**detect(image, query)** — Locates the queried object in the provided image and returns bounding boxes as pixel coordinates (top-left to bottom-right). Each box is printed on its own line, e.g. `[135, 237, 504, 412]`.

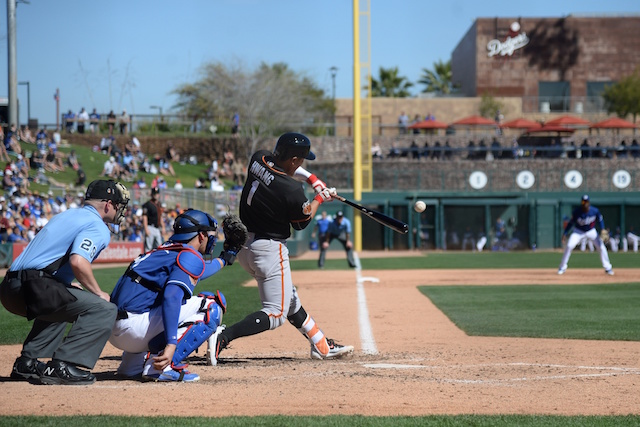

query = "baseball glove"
[600, 229, 610, 244]
[219, 214, 248, 265]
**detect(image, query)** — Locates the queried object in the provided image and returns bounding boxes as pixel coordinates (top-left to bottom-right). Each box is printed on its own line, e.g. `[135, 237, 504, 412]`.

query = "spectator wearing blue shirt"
[64, 110, 76, 133]
[89, 108, 101, 134]
[318, 211, 356, 269]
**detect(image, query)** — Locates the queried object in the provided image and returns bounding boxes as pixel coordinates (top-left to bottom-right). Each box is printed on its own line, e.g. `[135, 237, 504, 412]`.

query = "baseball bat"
[334, 195, 408, 234]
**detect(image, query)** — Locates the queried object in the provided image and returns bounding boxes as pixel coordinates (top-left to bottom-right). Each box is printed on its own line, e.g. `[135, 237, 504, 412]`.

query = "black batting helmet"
[273, 132, 316, 160]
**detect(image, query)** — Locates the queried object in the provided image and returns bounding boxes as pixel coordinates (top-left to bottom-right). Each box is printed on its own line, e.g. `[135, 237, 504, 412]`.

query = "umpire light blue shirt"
[10, 205, 111, 284]
[328, 216, 352, 236]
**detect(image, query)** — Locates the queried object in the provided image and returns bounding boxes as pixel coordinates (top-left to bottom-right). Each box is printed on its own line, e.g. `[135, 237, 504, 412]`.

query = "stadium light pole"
[18, 81, 30, 124]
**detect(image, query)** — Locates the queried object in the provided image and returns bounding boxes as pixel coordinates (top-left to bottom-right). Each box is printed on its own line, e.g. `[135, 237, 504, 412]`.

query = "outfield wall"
[300, 190, 640, 252]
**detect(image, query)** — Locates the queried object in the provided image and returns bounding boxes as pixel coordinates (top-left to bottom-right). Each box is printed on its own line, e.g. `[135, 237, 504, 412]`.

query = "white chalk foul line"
[362, 362, 640, 384]
[354, 252, 378, 355]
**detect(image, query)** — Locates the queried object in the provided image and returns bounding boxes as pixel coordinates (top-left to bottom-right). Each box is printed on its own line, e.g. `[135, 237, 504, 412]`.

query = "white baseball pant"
[559, 228, 612, 272]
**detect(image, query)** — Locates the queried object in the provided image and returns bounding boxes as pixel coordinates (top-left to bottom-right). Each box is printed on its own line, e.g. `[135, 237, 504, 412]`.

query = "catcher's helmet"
[273, 132, 316, 160]
[170, 209, 218, 253]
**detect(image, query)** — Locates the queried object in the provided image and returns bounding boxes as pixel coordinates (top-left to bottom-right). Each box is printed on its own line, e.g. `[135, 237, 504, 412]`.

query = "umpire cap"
[273, 132, 316, 160]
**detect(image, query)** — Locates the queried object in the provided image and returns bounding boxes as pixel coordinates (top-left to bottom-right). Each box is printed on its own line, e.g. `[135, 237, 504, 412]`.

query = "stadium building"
[451, 15, 640, 114]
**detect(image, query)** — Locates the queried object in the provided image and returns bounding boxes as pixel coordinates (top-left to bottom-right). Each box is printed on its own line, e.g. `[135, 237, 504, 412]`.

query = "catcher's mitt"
[600, 229, 610, 244]
[219, 214, 248, 265]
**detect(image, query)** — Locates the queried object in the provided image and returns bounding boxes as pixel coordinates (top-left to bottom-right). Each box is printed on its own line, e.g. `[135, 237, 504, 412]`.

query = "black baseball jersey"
[240, 150, 313, 239]
[142, 200, 161, 227]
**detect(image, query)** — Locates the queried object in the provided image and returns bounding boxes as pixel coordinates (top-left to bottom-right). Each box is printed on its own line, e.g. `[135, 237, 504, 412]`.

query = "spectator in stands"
[372, 143, 383, 159]
[231, 112, 240, 135]
[67, 149, 80, 171]
[119, 110, 130, 135]
[580, 139, 591, 159]
[411, 114, 422, 135]
[125, 136, 141, 155]
[76, 166, 87, 187]
[89, 108, 101, 134]
[44, 147, 65, 172]
[443, 141, 453, 160]
[101, 156, 119, 178]
[388, 143, 401, 158]
[478, 140, 488, 160]
[166, 142, 180, 163]
[4, 124, 22, 155]
[0, 127, 10, 162]
[157, 157, 175, 176]
[631, 139, 640, 159]
[490, 137, 502, 160]
[18, 125, 35, 143]
[397, 111, 409, 135]
[616, 140, 628, 159]
[77, 107, 89, 134]
[107, 110, 116, 136]
[173, 179, 183, 190]
[2, 170, 15, 193]
[466, 140, 476, 160]
[431, 141, 442, 161]
[461, 226, 477, 251]
[421, 141, 430, 159]
[410, 140, 420, 160]
[64, 109, 76, 133]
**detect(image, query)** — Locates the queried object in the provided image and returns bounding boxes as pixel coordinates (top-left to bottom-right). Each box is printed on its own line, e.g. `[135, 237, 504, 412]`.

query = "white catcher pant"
[109, 296, 208, 377]
[559, 228, 612, 272]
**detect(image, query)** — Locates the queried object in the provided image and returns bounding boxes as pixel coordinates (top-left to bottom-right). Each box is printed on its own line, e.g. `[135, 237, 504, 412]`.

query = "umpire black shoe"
[10, 356, 45, 380]
[40, 360, 96, 385]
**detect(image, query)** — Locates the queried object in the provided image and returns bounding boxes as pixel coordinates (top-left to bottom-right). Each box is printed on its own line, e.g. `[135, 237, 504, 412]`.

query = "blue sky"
[1, 0, 638, 126]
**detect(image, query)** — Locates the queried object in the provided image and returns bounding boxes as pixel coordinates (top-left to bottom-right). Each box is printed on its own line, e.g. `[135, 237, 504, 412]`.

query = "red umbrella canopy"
[524, 125, 577, 134]
[501, 118, 542, 129]
[408, 119, 450, 129]
[545, 115, 591, 126]
[451, 115, 496, 126]
[589, 117, 638, 129]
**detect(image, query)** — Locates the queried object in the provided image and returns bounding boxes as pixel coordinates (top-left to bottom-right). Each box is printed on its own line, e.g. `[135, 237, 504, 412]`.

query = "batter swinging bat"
[334, 195, 408, 234]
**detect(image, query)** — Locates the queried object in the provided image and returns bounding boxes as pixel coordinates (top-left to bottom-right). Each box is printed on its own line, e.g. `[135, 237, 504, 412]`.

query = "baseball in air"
[414, 200, 426, 213]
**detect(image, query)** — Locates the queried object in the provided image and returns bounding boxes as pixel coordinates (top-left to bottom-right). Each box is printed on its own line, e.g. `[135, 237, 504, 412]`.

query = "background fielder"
[558, 194, 613, 276]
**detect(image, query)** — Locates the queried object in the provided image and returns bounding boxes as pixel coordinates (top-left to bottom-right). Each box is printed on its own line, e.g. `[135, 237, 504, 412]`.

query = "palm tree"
[418, 59, 454, 95]
[370, 66, 413, 97]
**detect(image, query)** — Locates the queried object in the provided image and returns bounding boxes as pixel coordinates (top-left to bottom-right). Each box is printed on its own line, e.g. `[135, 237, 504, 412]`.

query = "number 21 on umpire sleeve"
[246, 180, 260, 206]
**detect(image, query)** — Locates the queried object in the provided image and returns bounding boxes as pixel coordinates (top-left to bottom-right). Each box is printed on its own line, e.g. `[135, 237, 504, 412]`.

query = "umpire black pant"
[318, 234, 356, 268]
[0, 274, 117, 369]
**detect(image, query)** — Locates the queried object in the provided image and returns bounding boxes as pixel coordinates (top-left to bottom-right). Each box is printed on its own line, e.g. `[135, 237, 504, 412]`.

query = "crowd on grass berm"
[0, 120, 247, 245]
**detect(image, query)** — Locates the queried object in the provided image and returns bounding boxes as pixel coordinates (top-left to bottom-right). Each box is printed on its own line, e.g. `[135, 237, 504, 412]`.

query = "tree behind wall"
[602, 68, 640, 124]
[370, 66, 413, 97]
[172, 61, 334, 158]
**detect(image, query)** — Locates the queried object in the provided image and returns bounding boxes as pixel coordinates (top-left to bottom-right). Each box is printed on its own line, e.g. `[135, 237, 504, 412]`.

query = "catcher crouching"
[109, 210, 246, 382]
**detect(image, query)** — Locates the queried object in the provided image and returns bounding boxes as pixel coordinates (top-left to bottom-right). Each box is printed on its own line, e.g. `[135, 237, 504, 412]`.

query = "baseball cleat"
[557, 268, 566, 275]
[10, 356, 45, 381]
[40, 360, 96, 385]
[207, 325, 226, 366]
[310, 338, 354, 360]
[142, 368, 200, 383]
[605, 269, 615, 276]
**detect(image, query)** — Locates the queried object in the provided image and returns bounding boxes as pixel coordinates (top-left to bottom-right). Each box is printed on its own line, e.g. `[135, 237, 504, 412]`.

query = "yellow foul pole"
[352, 0, 362, 251]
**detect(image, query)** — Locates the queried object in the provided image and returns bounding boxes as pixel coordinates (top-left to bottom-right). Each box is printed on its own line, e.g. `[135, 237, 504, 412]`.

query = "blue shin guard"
[171, 291, 226, 369]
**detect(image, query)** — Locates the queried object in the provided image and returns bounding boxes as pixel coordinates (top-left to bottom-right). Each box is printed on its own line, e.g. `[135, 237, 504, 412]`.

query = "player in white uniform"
[558, 194, 613, 275]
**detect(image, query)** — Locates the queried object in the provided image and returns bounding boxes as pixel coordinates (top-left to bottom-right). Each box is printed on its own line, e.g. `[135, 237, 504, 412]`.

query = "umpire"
[0, 179, 129, 385]
[318, 211, 356, 268]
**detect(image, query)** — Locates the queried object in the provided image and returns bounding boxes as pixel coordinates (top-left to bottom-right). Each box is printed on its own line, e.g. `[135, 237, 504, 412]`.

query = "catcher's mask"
[85, 179, 130, 225]
[170, 209, 218, 254]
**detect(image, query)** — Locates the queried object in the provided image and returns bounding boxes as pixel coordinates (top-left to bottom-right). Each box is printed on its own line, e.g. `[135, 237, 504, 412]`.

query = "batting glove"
[307, 174, 327, 194]
[314, 187, 337, 204]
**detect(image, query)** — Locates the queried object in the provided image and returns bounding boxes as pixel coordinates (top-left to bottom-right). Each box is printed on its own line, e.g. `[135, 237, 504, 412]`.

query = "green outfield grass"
[292, 251, 640, 270]
[420, 283, 640, 340]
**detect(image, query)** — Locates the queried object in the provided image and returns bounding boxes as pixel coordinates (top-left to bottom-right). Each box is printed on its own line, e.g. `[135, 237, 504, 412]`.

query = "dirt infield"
[1, 267, 640, 417]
